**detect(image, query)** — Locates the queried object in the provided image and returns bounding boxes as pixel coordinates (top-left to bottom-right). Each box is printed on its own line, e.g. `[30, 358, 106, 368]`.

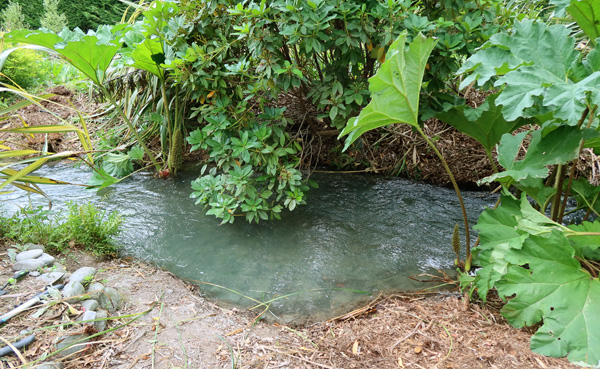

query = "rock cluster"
[4, 243, 124, 367]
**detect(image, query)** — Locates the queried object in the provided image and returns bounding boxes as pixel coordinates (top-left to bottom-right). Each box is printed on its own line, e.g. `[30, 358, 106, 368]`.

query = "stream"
[3, 164, 497, 323]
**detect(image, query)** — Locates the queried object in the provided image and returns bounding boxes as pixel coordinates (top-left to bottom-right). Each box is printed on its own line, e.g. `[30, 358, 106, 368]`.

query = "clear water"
[2, 164, 496, 323]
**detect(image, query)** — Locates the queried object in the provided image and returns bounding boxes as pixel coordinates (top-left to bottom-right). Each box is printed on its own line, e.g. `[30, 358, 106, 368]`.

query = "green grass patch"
[0, 201, 123, 257]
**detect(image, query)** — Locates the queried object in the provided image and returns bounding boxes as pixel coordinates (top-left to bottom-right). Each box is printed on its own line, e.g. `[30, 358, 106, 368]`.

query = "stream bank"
[0, 243, 578, 369]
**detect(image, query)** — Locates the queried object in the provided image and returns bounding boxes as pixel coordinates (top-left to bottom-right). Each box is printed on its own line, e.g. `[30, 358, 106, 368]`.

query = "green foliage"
[567, 0, 600, 44]
[40, 0, 68, 33]
[339, 31, 473, 268]
[0, 202, 123, 257]
[472, 195, 600, 366]
[0, 47, 46, 90]
[458, 8, 600, 365]
[0, 0, 26, 31]
[435, 93, 532, 160]
[339, 32, 436, 149]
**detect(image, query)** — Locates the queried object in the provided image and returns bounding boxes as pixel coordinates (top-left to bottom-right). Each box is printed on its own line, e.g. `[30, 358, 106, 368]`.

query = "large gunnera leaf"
[339, 32, 436, 150]
[496, 232, 600, 366]
[435, 93, 532, 154]
[479, 126, 587, 185]
[458, 19, 600, 124]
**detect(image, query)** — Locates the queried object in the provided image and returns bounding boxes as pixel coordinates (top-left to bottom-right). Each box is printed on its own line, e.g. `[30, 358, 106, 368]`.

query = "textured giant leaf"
[339, 32, 436, 150]
[458, 20, 578, 89]
[435, 93, 532, 153]
[496, 232, 600, 366]
[480, 126, 586, 185]
[473, 195, 563, 298]
[2, 25, 129, 86]
[458, 19, 600, 124]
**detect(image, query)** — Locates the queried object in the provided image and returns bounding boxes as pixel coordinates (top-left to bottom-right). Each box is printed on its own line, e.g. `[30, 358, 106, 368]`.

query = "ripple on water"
[4, 164, 497, 323]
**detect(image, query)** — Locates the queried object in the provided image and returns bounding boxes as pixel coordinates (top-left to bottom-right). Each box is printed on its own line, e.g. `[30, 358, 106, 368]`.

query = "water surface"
[3, 165, 496, 323]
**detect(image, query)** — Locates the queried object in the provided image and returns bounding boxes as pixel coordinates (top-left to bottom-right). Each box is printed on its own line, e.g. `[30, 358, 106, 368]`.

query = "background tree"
[40, 0, 67, 33]
[0, 0, 25, 31]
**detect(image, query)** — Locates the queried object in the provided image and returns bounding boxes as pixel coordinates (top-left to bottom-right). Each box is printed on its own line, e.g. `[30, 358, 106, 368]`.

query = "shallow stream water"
[3, 164, 496, 323]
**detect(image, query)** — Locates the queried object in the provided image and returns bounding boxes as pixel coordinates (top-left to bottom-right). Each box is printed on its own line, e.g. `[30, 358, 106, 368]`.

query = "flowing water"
[3, 164, 497, 323]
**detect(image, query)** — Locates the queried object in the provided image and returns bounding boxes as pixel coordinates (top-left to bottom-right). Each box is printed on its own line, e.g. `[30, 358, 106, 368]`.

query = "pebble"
[54, 334, 90, 358]
[62, 281, 86, 302]
[15, 249, 43, 262]
[68, 267, 96, 286]
[6, 243, 124, 362]
[52, 263, 67, 273]
[80, 310, 97, 323]
[80, 299, 99, 312]
[38, 272, 65, 284]
[99, 287, 122, 312]
[13, 259, 45, 272]
[94, 309, 108, 332]
[34, 363, 63, 369]
[23, 243, 45, 252]
[87, 282, 105, 300]
[37, 253, 55, 267]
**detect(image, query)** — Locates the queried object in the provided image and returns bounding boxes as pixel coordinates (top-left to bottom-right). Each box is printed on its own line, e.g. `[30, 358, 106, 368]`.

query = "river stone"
[23, 243, 45, 252]
[52, 263, 67, 273]
[62, 281, 86, 302]
[87, 283, 105, 300]
[38, 272, 65, 284]
[15, 249, 43, 262]
[13, 258, 45, 272]
[80, 310, 97, 324]
[29, 271, 41, 277]
[68, 267, 96, 286]
[98, 287, 122, 312]
[80, 299, 99, 312]
[55, 333, 89, 358]
[37, 253, 55, 267]
[34, 362, 63, 369]
[94, 309, 108, 332]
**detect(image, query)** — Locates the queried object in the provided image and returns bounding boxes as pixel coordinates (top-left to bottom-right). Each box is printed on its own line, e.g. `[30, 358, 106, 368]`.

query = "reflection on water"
[2, 164, 496, 323]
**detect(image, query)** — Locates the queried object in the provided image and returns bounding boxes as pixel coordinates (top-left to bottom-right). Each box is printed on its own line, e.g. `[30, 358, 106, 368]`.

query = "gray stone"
[54, 333, 90, 358]
[37, 253, 55, 267]
[80, 299, 99, 312]
[52, 263, 67, 273]
[15, 249, 43, 262]
[86, 282, 104, 300]
[38, 272, 65, 284]
[80, 310, 97, 323]
[34, 362, 63, 369]
[94, 309, 108, 332]
[23, 243, 45, 252]
[62, 281, 86, 302]
[13, 258, 45, 272]
[29, 271, 40, 277]
[68, 267, 96, 286]
[98, 287, 122, 312]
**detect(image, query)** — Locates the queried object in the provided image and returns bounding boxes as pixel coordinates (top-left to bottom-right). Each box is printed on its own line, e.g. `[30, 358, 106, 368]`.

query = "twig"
[389, 322, 421, 351]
